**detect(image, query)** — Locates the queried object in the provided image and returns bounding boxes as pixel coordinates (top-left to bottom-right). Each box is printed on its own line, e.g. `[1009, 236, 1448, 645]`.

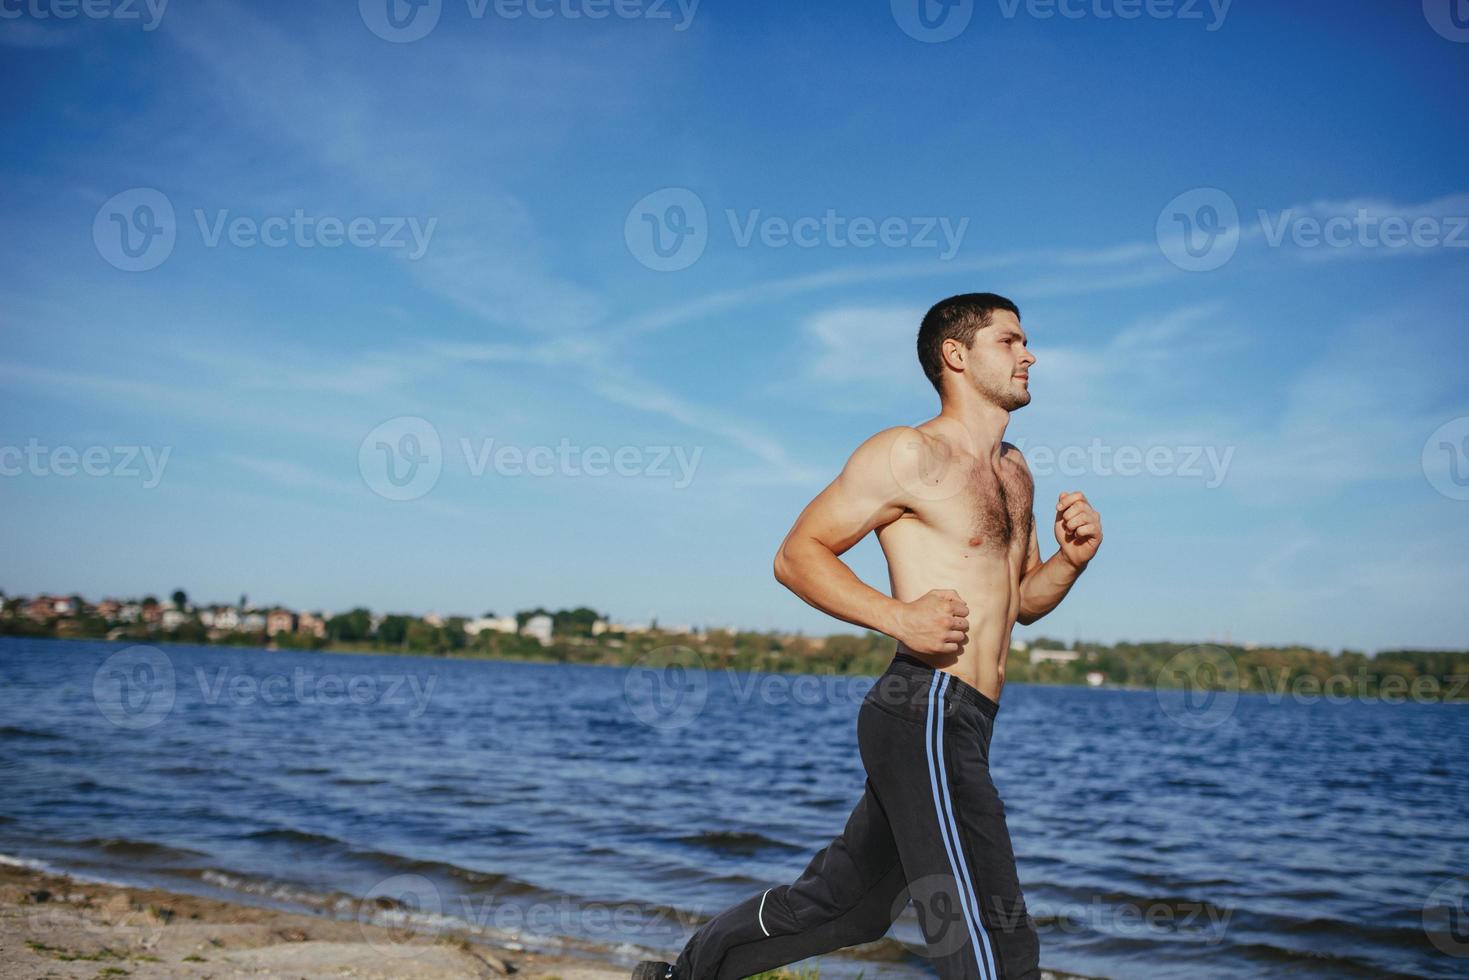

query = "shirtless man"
[634, 293, 1102, 980]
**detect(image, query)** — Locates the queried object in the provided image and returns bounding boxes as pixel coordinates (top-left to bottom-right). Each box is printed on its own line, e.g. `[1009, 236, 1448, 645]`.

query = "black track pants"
[672, 652, 1041, 980]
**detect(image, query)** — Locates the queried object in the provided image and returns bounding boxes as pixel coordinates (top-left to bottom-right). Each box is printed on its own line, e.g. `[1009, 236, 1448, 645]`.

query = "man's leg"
[859, 666, 1041, 979]
[670, 779, 906, 980]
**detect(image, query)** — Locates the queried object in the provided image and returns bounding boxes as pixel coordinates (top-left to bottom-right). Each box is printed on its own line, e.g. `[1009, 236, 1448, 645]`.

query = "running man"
[635, 293, 1102, 980]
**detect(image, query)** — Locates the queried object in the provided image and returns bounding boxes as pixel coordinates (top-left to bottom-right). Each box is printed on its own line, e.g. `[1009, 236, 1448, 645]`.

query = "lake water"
[0, 637, 1464, 978]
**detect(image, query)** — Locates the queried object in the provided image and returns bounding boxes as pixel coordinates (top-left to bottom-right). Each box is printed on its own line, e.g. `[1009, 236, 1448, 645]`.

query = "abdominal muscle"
[879, 522, 1024, 703]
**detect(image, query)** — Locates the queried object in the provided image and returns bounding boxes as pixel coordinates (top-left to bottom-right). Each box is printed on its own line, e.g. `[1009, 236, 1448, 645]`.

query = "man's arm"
[1018, 487, 1103, 625]
[773, 427, 971, 655]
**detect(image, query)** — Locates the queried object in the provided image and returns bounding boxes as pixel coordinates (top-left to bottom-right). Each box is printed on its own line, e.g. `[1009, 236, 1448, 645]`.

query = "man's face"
[955, 310, 1035, 411]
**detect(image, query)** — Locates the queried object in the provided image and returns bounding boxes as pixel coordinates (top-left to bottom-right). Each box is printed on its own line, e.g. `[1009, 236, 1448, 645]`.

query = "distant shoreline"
[6, 634, 1466, 704]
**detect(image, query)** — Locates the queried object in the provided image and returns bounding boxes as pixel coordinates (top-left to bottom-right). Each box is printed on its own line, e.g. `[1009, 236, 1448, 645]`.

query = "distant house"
[1085, 671, 1106, 688]
[266, 609, 296, 635]
[610, 621, 649, 634]
[523, 614, 554, 646]
[161, 609, 187, 630]
[241, 611, 267, 632]
[210, 606, 240, 631]
[118, 603, 142, 623]
[1029, 648, 1081, 666]
[97, 599, 122, 620]
[296, 611, 327, 639]
[423, 612, 444, 628]
[465, 615, 517, 636]
[591, 619, 609, 636]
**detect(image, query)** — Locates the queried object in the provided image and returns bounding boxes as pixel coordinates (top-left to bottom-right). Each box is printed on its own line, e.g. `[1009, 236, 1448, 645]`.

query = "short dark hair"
[917, 292, 1021, 397]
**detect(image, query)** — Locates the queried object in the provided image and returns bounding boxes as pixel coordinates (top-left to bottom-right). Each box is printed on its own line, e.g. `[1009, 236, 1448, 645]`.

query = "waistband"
[889, 652, 1000, 721]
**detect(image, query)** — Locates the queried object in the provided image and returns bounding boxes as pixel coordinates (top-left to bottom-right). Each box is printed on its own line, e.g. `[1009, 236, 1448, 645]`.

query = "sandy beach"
[0, 859, 1100, 980]
[0, 859, 629, 980]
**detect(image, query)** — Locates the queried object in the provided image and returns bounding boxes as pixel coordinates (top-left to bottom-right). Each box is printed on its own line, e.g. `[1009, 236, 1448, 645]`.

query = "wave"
[0, 725, 63, 741]
[675, 830, 800, 855]
[74, 837, 208, 862]
[243, 828, 344, 847]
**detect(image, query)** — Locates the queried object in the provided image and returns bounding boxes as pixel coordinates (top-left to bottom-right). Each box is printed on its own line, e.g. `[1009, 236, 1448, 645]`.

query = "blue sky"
[2, 0, 1466, 652]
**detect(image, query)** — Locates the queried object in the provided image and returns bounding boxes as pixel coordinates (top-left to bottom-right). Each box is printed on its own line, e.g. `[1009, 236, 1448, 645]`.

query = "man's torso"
[876, 421, 1034, 701]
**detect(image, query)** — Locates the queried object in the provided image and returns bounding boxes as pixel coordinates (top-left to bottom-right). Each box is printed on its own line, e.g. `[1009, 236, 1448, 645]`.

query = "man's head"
[917, 292, 1034, 410]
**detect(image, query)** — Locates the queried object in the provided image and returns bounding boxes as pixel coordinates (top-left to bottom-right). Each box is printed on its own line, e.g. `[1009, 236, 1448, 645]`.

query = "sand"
[0, 860, 627, 980]
[1, 861, 1091, 979]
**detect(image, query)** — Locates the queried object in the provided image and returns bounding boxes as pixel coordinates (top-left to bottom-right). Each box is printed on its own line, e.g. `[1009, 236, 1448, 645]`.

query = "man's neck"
[934, 396, 1011, 458]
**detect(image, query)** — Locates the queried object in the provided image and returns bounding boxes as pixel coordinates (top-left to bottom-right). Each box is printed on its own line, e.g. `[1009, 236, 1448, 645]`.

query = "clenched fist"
[894, 589, 970, 656]
[1054, 490, 1102, 569]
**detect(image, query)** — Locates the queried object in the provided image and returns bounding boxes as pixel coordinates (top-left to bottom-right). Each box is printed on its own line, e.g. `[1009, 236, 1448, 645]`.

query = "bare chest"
[959, 460, 1034, 555]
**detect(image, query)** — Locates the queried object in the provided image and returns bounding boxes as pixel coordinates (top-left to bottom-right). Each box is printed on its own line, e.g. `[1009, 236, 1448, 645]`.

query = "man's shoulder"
[1000, 441, 1035, 478]
[841, 425, 935, 493]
